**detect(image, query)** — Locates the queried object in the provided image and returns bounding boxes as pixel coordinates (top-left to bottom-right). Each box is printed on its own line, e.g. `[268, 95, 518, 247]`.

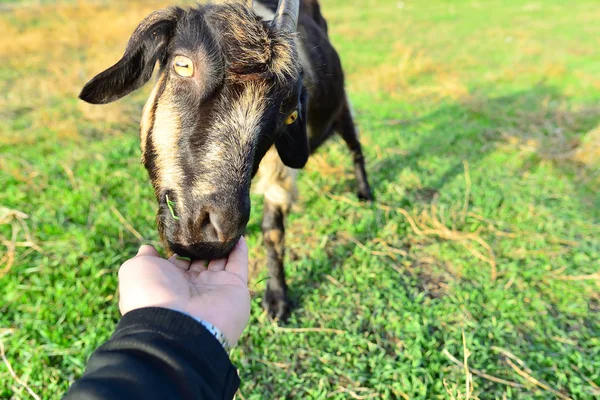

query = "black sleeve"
[63, 307, 240, 400]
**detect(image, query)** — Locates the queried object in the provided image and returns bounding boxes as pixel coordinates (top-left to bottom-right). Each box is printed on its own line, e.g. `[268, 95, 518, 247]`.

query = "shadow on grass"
[283, 83, 600, 317]
[377, 83, 599, 214]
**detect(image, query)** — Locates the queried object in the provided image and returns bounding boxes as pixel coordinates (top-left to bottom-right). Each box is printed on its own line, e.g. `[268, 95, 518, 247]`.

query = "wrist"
[173, 310, 231, 350]
[195, 319, 230, 351]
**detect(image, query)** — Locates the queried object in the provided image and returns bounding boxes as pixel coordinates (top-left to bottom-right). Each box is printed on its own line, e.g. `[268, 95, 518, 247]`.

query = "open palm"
[118, 237, 250, 346]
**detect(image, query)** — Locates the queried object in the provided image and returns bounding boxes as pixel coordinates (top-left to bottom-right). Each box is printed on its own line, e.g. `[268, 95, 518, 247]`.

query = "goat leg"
[261, 200, 291, 321]
[335, 99, 374, 201]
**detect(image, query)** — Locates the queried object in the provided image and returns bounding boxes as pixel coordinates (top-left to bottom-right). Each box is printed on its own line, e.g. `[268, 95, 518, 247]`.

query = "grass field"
[1, 0, 599, 398]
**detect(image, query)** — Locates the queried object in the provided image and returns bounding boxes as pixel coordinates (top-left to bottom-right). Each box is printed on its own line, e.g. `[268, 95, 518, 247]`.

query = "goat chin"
[167, 237, 241, 261]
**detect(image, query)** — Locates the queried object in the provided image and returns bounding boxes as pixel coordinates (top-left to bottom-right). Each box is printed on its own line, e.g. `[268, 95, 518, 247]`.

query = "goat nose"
[200, 208, 244, 244]
[208, 212, 228, 243]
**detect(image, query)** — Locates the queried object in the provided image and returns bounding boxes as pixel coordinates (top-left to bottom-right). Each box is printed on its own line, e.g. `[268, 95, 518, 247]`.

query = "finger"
[207, 258, 226, 272]
[168, 254, 192, 271]
[189, 259, 208, 274]
[225, 236, 249, 284]
[136, 245, 161, 258]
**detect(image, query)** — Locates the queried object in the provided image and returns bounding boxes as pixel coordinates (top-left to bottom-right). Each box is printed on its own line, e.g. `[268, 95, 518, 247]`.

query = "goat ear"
[275, 89, 310, 169]
[79, 8, 183, 104]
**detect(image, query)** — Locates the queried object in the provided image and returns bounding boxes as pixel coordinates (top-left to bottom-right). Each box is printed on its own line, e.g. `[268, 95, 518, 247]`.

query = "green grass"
[1, 0, 599, 398]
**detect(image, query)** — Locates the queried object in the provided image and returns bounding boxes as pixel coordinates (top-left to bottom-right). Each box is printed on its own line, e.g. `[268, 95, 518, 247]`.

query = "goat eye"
[173, 56, 194, 77]
[285, 110, 299, 125]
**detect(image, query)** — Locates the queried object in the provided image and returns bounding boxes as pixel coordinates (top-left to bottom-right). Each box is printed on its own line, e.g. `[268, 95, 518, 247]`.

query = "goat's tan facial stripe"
[152, 85, 183, 203]
[140, 74, 166, 161]
[192, 82, 268, 198]
[218, 82, 267, 144]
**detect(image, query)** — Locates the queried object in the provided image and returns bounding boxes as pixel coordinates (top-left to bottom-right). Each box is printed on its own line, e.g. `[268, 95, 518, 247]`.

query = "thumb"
[224, 236, 249, 284]
[136, 245, 161, 258]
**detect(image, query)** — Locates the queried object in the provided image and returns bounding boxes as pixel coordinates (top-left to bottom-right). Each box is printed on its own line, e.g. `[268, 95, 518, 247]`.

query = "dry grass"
[109, 204, 145, 242]
[2, 1, 598, 398]
[326, 154, 589, 290]
[0, 206, 41, 277]
[553, 271, 600, 282]
[329, 160, 499, 280]
[443, 348, 524, 389]
[492, 346, 573, 399]
[0, 155, 47, 190]
[274, 326, 346, 335]
[442, 331, 477, 399]
[305, 153, 354, 178]
[463, 92, 600, 170]
[0, 0, 189, 145]
[349, 43, 469, 101]
[338, 232, 407, 262]
[570, 126, 600, 168]
[1, 337, 41, 400]
[444, 340, 580, 399]
[329, 191, 498, 280]
[330, 387, 379, 399]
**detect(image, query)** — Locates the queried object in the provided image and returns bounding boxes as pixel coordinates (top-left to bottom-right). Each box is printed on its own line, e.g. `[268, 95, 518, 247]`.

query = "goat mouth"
[167, 237, 240, 261]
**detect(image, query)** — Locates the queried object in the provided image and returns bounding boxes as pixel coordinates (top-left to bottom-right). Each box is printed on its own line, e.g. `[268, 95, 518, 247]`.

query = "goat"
[79, 0, 373, 321]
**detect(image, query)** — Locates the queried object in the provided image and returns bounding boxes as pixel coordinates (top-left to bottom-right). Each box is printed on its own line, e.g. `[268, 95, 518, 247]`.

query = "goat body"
[79, 0, 372, 320]
[253, 0, 372, 318]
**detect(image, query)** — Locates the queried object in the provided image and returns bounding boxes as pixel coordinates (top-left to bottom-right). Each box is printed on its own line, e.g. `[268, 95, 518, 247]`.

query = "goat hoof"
[358, 190, 374, 202]
[263, 288, 291, 322]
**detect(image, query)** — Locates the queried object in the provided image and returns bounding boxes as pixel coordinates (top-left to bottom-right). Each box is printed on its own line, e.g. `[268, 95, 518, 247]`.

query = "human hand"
[118, 237, 250, 346]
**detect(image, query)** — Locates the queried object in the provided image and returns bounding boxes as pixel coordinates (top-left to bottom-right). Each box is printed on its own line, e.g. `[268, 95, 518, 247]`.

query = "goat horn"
[272, 0, 299, 33]
[210, 0, 251, 5]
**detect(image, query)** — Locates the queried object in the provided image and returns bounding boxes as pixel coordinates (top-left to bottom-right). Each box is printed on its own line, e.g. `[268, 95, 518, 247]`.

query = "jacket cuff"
[115, 307, 238, 390]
